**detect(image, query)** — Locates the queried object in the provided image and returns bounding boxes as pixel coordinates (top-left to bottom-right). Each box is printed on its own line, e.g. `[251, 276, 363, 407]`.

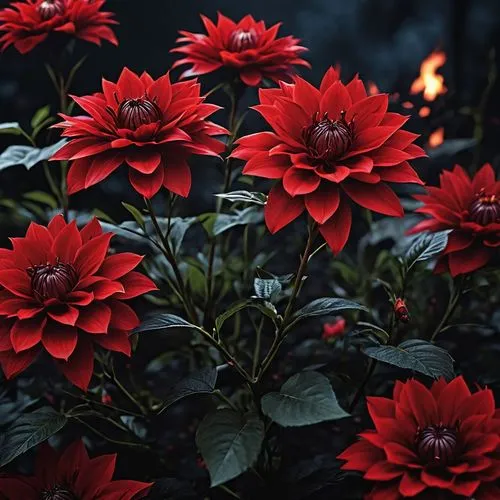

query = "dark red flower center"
[116, 96, 162, 130]
[469, 192, 500, 226]
[416, 425, 458, 466]
[38, 0, 65, 21]
[27, 261, 78, 301]
[41, 485, 78, 500]
[228, 29, 258, 52]
[303, 111, 354, 164]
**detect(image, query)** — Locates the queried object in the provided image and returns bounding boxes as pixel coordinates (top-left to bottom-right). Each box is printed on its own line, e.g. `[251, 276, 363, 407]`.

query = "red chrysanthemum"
[51, 67, 227, 198]
[171, 12, 310, 87]
[231, 67, 426, 254]
[0, 440, 151, 499]
[0, 214, 157, 391]
[408, 163, 500, 277]
[338, 377, 500, 500]
[0, 0, 118, 55]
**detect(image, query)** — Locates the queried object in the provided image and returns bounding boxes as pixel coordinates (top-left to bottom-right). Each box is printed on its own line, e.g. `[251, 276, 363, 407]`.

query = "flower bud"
[394, 298, 410, 323]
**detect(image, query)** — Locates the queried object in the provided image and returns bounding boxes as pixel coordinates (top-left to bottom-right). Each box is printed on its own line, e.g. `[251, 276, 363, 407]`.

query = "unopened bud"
[394, 298, 410, 323]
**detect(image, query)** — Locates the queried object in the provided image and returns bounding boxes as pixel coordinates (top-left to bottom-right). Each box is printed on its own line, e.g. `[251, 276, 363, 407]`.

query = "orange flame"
[419, 106, 431, 117]
[367, 81, 380, 95]
[410, 50, 447, 102]
[428, 127, 444, 148]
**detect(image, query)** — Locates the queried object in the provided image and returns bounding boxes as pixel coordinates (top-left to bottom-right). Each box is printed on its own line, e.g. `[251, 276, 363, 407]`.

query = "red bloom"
[171, 13, 310, 87]
[0, 215, 157, 390]
[52, 67, 227, 198]
[0, 0, 118, 55]
[322, 317, 346, 340]
[231, 68, 426, 254]
[408, 163, 500, 277]
[393, 298, 410, 323]
[0, 440, 151, 499]
[338, 377, 500, 500]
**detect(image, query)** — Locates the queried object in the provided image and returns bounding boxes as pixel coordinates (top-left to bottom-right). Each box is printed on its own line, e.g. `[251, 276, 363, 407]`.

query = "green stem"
[145, 198, 198, 323]
[213, 389, 238, 411]
[256, 221, 319, 381]
[72, 417, 149, 450]
[430, 278, 463, 343]
[251, 316, 265, 379]
[348, 358, 376, 413]
[204, 84, 241, 327]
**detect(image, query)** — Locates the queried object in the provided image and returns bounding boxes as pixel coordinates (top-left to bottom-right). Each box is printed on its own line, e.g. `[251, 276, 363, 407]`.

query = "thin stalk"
[145, 198, 198, 323]
[256, 222, 319, 381]
[214, 389, 238, 411]
[430, 278, 463, 342]
[251, 316, 265, 379]
[204, 84, 241, 326]
[72, 417, 149, 450]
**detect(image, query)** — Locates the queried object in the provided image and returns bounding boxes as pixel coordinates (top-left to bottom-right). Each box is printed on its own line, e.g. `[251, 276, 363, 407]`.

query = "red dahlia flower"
[52, 67, 227, 198]
[171, 12, 310, 87]
[408, 163, 500, 276]
[0, 215, 156, 390]
[338, 376, 500, 500]
[231, 68, 426, 253]
[0, 0, 118, 55]
[0, 440, 151, 499]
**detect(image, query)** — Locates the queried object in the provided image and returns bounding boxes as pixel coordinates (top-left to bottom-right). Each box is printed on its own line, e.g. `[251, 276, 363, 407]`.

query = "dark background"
[0, 0, 500, 231]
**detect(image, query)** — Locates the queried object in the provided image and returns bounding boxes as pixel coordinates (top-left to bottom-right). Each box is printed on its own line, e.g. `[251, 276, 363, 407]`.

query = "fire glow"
[428, 127, 444, 148]
[410, 50, 447, 101]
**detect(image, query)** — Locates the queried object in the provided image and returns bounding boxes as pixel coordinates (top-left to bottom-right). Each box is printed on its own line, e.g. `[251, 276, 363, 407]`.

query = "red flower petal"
[118, 272, 157, 300]
[99, 253, 143, 280]
[76, 302, 112, 334]
[305, 184, 340, 224]
[57, 336, 94, 391]
[163, 157, 191, 197]
[94, 330, 131, 356]
[318, 199, 352, 254]
[10, 316, 45, 352]
[283, 167, 321, 196]
[0, 348, 38, 379]
[342, 182, 404, 217]
[129, 167, 165, 199]
[42, 324, 78, 360]
[264, 183, 305, 233]
[74, 232, 113, 278]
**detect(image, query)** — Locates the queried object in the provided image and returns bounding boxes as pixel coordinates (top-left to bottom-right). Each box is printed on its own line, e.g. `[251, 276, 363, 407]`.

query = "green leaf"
[261, 371, 349, 427]
[23, 191, 57, 209]
[158, 367, 217, 414]
[212, 207, 264, 236]
[0, 122, 22, 135]
[253, 278, 281, 302]
[215, 190, 267, 206]
[215, 299, 277, 333]
[0, 139, 66, 171]
[122, 202, 146, 231]
[168, 217, 197, 255]
[403, 231, 450, 270]
[0, 407, 67, 467]
[196, 409, 264, 486]
[31, 105, 51, 129]
[133, 313, 197, 334]
[364, 339, 454, 379]
[287, 298, 367, 331]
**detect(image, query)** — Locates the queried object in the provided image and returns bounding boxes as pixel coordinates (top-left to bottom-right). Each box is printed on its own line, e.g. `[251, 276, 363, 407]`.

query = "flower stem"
[204, 84, 242, 328]
[145, 198, 198, 324]
[256, 221, 319, 381]
[348, 358, 376, 413]
[430, 277, 464, 343]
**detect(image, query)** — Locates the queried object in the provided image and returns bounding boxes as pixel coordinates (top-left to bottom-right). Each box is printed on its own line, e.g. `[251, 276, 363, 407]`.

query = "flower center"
[41, 485, 78, 500]
[469, 191, 500, 226]
[303, 111, 354, 163]
[228, 29, 258, 52]
[38, 0, 65, 21]
[416, 425, 458, 466]
[27, 261, 78, 301]
[116, 96, 161, 130]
